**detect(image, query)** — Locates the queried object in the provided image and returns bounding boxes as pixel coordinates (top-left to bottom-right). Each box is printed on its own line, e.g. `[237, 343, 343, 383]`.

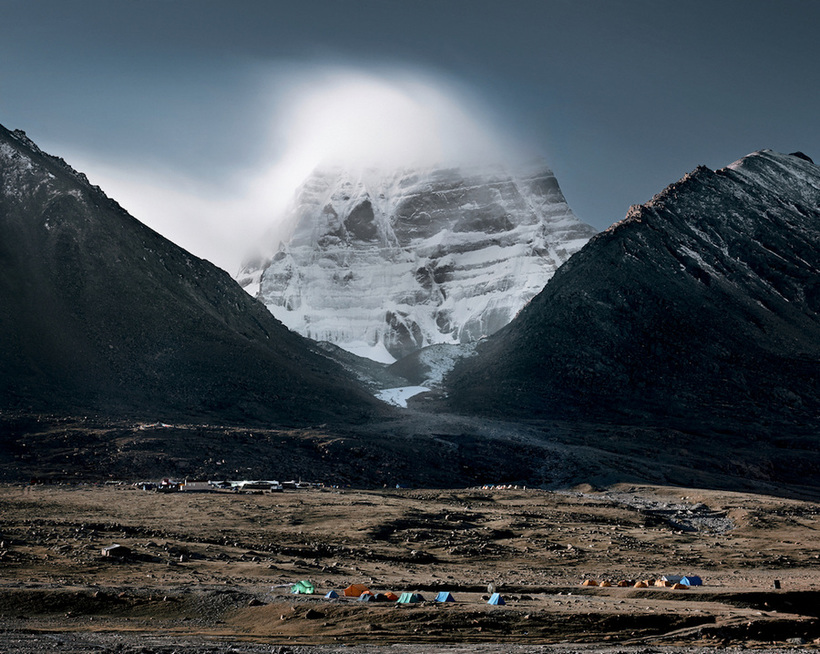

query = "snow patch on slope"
[240, 161, 596, 361]
[376, 386, 430, 408]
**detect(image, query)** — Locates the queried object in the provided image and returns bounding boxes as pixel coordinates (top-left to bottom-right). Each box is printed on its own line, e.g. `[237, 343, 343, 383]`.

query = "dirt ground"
[1, 483, 819, 652]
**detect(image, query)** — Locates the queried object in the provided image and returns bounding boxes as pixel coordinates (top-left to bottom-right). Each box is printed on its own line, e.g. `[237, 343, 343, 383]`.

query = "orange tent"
[344, 584, 370, 597]
[581, 579, 597, 586]
[633, 581, 649, 588]
[384, 592, 399, 601]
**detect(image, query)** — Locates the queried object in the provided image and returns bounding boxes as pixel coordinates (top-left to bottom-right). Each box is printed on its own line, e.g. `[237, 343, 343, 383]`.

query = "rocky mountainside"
[446, 150, 820, 435]
[0, 125, 384, 425]
[238, 162, 596, 362]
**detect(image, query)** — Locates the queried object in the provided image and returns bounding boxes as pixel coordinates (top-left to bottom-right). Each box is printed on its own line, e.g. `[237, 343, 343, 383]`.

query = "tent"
[661, 575, 682, 583]
[487, 593, 505, 605]
[324, 590, 339, 599]
[598, 580, 611, 587]
[633, 581, 649, 588]
[581, 579, 597, 586]
[291, 580, 315, 594]
[680, 575, 703, 586]
[359, 593, 375, 602]
[344, 584, 370, 597]
[435, 591, 455, 603]
[384, 592, 399, 601]
[397, 592, 425, 604]
[671, 582, 687, 590]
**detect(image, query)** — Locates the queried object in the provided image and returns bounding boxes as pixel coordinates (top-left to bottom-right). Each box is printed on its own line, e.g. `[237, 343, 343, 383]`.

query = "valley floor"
[0, 484, 818, 651]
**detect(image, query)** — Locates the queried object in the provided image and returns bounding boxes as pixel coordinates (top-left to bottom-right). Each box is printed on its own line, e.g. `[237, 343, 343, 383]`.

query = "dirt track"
[1, 483, 819, 650]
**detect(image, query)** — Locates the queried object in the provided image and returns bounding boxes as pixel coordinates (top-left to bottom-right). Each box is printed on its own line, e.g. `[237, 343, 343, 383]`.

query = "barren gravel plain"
[1, 483, 819, 653]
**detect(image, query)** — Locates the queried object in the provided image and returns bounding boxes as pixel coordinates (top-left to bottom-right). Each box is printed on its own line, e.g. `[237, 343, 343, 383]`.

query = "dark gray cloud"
[1, 0, 818, 268]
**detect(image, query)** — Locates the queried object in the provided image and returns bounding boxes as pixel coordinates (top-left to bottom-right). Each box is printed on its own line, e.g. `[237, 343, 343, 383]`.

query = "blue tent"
[680, 575, 703, 586]
[324, 590, 339, 599]
[359, 593, 375, 602]
[487, 593, 505, 605]
[435, 591, 455, 603]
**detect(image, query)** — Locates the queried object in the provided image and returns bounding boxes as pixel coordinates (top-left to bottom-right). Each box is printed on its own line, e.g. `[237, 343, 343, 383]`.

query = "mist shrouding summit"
[68, 66, 527, 273]
[270, 68, 522, 171]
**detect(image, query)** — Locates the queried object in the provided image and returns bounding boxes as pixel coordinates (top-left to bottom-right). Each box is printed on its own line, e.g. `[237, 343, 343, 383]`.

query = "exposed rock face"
[0, 125, 383, 425]
[446, 150, 820, 432]
[238, 162, 596, 361]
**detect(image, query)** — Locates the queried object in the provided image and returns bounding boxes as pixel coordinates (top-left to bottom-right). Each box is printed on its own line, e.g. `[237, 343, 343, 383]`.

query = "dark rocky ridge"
[446, 150, 820, 435]
[0, 124, 385, 426]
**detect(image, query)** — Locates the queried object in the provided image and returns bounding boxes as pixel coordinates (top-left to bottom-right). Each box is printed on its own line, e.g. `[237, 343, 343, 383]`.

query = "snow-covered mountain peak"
[238, 160, 597, 362]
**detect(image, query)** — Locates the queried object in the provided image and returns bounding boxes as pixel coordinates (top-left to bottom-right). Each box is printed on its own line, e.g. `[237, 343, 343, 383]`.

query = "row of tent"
[581, 575, 703, 589]
[291, 581, 505, 605]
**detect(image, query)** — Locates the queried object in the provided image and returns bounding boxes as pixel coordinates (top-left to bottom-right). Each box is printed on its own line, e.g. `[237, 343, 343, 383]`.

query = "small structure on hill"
[487, 593, 506, 605]
[101, 544, 130, 558]
[324, 590, 339, 599]
[182, 479, 211, 492]
[156, 479, 181, 492]
[681, 575, 703, 586]
[237, 480, 283, 492]
[435, 591, 456, 603]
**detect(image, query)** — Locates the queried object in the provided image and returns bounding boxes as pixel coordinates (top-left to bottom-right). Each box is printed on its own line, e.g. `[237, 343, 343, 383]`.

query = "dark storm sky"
[1, 0, 818, 270]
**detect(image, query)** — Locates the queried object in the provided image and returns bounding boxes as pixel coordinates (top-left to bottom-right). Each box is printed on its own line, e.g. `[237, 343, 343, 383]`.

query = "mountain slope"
[239, 162, 596, 361]
[0, 125, 384, 425]
[446, 150, 820, 432]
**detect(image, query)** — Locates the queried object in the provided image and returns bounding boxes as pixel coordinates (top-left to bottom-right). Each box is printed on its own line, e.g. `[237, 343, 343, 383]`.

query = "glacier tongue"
[238, 161, 596, 361]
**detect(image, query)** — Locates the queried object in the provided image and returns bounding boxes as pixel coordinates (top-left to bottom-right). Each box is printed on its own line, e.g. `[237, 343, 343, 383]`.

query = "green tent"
[291, 580, 315, 594]
[397, 592, 425, 604]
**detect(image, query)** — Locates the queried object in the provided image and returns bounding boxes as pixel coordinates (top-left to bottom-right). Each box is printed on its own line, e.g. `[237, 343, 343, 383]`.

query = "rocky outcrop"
[0, 125, 384, 425]
[238, 162, 596, 361]
[446, 150, 820, 433]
